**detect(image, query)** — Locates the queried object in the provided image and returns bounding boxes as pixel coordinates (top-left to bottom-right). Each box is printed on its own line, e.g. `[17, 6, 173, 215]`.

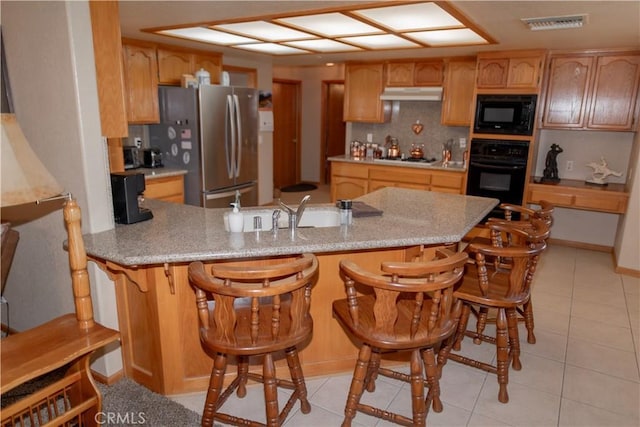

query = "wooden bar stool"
[467, 202, 554, 344]
[442, 222, 548, 403]
[188, 253, 318, 427]
[333, 248, 468, 427]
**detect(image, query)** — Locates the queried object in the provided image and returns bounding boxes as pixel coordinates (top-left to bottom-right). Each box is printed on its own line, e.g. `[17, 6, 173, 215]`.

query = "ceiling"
[118, 1, 640, 67]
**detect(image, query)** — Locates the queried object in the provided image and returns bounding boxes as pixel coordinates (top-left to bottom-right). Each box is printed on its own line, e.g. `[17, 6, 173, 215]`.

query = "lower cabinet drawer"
[573, 194, 627, 213]
[528, 188, 574, 206]
[144, 175, 185, 203]
[431, 173, 463, 190]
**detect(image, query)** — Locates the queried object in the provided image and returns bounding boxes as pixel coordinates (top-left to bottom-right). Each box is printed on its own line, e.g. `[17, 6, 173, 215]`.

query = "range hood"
[380, 86, 443, 101]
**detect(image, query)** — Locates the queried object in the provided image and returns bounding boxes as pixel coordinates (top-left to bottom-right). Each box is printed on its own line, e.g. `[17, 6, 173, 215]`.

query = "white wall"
[2, 1, 122, 375]
[273, 64, 345, 183]
[615, 130, 640, 271]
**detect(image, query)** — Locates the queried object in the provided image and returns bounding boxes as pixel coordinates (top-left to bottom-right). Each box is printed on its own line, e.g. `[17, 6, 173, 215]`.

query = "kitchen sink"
[224, 207, 341, 232]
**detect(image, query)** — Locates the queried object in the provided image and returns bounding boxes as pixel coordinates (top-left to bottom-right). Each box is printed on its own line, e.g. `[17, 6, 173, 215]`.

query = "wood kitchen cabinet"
[527, 179, 628, 214]
[144, 174, 185, 204]
[157, 47, 222, 86]
[476, 50, 546, 91]
[89, 0, 128, 138]
[441, 57, 476, 126]
[344, 63, 390, 122]
[122, 39, 159, 124]
[331, 162, 368, 201]
[385, 60, 444, 86]
[330, 160, 465, 202]
[542, 52, 640, 131]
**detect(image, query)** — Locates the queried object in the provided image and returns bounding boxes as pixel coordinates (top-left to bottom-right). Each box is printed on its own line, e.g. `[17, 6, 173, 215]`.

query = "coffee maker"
[111, 173, 153, 224]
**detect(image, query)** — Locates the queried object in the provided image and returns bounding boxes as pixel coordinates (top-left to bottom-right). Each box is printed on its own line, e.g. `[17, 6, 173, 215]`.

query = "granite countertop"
[83, 187, 497, 266]
[328, 155, 466, 172]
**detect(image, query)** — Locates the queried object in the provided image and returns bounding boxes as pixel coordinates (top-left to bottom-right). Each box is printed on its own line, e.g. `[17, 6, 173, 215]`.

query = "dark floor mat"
[280, 183, 318, 192]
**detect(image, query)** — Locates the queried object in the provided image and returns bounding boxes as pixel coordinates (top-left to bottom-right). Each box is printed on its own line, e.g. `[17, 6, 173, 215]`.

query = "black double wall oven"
[466, 139, 530, 220]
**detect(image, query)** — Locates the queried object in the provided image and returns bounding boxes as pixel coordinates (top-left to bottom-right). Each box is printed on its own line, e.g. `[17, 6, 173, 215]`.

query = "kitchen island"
[84, 188, 497, 395]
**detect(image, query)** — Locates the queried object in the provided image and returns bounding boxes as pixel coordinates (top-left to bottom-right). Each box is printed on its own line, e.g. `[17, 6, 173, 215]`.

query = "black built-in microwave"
[473, 94, 537, 136]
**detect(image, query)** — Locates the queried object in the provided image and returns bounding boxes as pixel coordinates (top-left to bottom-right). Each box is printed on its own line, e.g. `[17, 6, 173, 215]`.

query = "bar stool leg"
[342, 344, 372, 427]
[410, 349, 427, 426]
[203, 353, 227, 427]
[507, 308, 522, 371]
[422, 347, 442, 413]
[237, 356, 249, 398]
[263, 353, 280, 427]
[523, 299, 536, 344]
[285, 346, 311, 413]
[474, 307, 489, 344]
[365, 350, 381, 393]
[496, 309, 510, 403]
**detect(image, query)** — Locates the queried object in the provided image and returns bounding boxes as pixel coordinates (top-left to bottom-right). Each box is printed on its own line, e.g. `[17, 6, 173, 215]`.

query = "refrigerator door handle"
[233, 94, 242, 178]
[204, 183, 255, 201]
[225, 94, 235, 180]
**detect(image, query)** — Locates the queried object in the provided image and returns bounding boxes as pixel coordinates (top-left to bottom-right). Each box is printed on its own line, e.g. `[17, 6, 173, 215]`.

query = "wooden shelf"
[527, 177, 629, 214]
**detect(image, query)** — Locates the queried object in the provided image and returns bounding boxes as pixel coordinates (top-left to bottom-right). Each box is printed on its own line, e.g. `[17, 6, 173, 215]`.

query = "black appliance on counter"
[143, 147, 163, 168]
[474, 94, 537, 136]
[466, 139, 529, 220]
[111, 173, 153, 224]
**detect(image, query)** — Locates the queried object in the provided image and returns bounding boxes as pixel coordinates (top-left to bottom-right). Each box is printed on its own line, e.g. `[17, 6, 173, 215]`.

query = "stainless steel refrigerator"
[149, 85, 258, 208]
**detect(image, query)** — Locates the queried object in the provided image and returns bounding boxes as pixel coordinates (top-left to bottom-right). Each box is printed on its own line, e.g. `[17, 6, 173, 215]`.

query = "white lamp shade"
[1, 113, 64, 207]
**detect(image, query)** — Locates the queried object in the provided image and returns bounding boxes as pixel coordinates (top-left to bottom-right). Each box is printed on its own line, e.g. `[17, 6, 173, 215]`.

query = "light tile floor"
[171, 245, 640, 427]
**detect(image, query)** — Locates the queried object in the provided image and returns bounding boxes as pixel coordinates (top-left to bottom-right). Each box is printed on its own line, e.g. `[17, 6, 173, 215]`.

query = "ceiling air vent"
[521, 14, 587, 31]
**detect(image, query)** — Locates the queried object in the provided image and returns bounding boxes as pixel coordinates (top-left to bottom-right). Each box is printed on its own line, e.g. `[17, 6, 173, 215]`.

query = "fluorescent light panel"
[158, 27, 257, 45]
[352, 3, 463, 31]
[338, 34, 420, 49]
[406, 28, 489, 46]
[285, 39, 362, 52]
[233, 43, 309, 55]
[276, 13, 383, 37]
[152, 2, 490, 56]
[215, 21, 314, 42]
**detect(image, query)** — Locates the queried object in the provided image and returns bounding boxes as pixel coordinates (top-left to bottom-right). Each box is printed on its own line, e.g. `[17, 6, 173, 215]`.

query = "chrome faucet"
[278, 194, 311, 230]
[271, 209, 281, 232]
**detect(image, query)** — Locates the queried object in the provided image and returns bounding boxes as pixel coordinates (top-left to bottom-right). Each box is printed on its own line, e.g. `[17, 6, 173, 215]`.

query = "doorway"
[272, 79, 301, 190]
[321, 81, 345, 184]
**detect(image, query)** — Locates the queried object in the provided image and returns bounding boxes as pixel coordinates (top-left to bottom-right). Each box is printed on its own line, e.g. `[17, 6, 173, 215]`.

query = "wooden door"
[322, 81, 345, 184]
[273, 80, 300, 189]
[122, 40, 159, 124]
[157, 48, 193, 85]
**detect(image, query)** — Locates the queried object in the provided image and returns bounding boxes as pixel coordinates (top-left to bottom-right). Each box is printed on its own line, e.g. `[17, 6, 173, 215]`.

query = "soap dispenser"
[228, 203, 244, 233]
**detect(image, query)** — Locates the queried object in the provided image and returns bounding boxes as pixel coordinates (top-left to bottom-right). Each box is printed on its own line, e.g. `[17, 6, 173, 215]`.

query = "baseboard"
[612, 251, 640, 278]
[92, 368, 124, 385]
[547, 237, 612, 253]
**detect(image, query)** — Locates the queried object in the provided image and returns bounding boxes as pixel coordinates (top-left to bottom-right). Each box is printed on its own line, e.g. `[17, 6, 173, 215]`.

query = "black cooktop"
[382, 156, 438, 163]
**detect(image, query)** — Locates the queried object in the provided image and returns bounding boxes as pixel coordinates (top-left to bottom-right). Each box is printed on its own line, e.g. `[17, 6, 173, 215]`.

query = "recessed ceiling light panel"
[158, 27, 257, 45]
[215, 21, 315, 42]
[406, 28, 488, 46]
[339, 34, 420, 49]
[276, 13, 383, 37]
[285, 39, 362, 52]
[233, 43, 309, 55]
[353, 2, 463, 32]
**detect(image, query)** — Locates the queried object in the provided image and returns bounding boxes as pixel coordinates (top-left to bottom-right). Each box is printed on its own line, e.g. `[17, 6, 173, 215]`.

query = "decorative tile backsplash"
[350, 101, 469, 162]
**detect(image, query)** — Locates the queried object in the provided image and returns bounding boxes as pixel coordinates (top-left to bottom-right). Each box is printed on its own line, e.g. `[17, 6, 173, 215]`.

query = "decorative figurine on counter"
[541, 143, 563, 183]
[585, 157, 622, 185]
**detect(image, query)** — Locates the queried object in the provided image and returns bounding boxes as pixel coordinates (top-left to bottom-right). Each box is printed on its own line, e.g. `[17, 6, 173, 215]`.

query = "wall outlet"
[366, 133, 373, 143]
[134, 137, 142, 148]
[566, 160, 574, 172]
[459, 137, 466, 148]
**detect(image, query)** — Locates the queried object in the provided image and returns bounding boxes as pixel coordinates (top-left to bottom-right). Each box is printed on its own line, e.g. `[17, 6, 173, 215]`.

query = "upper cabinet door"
[193, 54, 222, 84]
[122, 41, 159, 124]
[344, 63, 389, 123]
[414, 60, 444, 86]
[476, 58, 509, 88]
[587, 54, 640, 130]
[157, 48, 193, 85]
[542, 56, 594, 128]
[386, 62, 415, 86]
[441, 58, 476, 126]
